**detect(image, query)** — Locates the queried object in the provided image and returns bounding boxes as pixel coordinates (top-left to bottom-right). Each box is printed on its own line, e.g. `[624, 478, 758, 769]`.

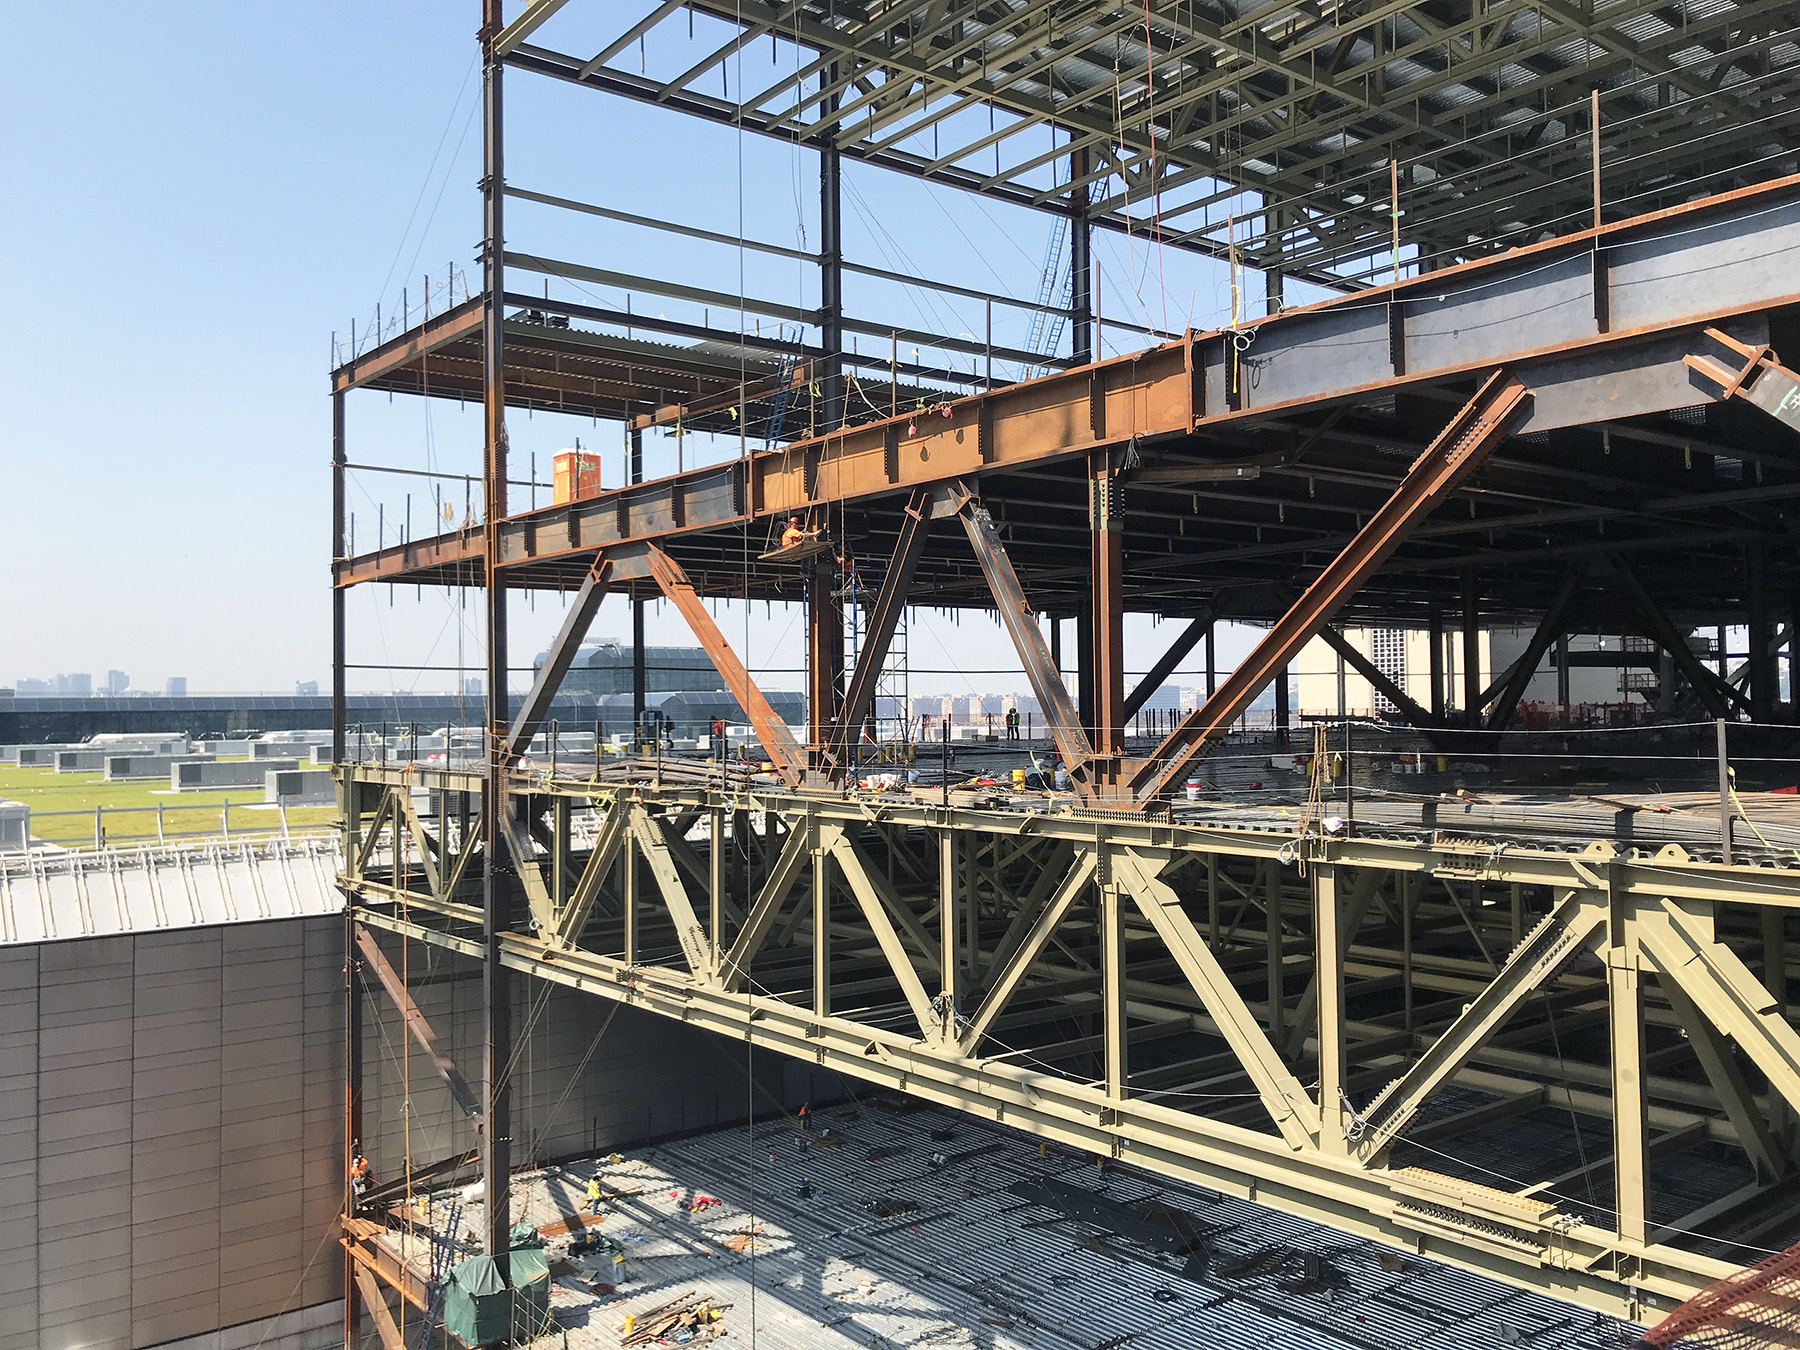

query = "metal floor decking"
[407, 1100, 1638, 1350]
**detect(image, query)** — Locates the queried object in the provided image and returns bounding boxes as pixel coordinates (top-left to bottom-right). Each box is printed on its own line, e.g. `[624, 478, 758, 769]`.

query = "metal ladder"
[764, 341, 801, 445]
[410, 1198, 463, 1350]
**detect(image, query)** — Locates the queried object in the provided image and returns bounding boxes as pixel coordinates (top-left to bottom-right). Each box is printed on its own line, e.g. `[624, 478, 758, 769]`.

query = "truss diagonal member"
[1123, 615, 1212, 724]
[639, 542, 807, 787]
[507, 554, 609, 761]
[1354, 888, 1607, 1161]
[829, 833, 943, 1042]
[395, 790, 443, 899]
[627, 807, 716, 980]
[1684, 329, 1800, 432]
[960, 850, 1099, 1054]
[1613, 559, 1745, 720]
[1285, 866, 1384, 1061]
[718, 821, 832, 991]
[352, 923, 484, 1128]
[959, 502, 1095, 782]
[1314, 626, 1444, 731]
[350, 1263, 407, 1350]
[830, 832, 943, 982]
[828, 486, 935, 771]
[554, 798, 628, 946]
[437, 811, 484, 912]
[497, 806, 557, 935]
[1639, 898, 1800, 1129]
[1112, 849, 1318, 1151]
[979, 839, 1077, 983]
[1659, 974, 1789, 1184]
[1132, 371, 1531, 802]
[353, 788, 396, 880]
[1486, 563, 1586, 731]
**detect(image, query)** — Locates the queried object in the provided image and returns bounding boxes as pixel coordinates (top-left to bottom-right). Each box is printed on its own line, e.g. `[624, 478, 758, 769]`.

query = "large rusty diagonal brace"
[1353, 888, 1607, 1161]
[1684, 328, 1800, 431]
[352, 924, 484, 1128]
[343, 1220, 432, 1312]
[351, 1262, 408, 1350]
[507, 554, 609, 761]
[1112, 849, 1319, 1152]
[960, 850, 1099, 1053]
[1614, 560, 1745, 720]
[1132, 371, 1531, 802]
[826, 487, 936, 771]
[1486, 562, 1585, 731]
[959, 503, 1095, 781]
[627, 807, 716, 980]
[640, 542, 807, 788]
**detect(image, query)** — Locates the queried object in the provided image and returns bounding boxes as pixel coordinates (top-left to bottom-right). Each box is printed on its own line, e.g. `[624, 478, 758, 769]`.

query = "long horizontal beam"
[333, 177, 1800, 592]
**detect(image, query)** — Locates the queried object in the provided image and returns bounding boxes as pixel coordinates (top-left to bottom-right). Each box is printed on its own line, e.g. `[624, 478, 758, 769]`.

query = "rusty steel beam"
[640, 542, 807, 787]
[806, 553, 844, 755]
[1314, 626, 1445, 731]
[960, 501, 1095, 785]
[1133, 372, 1531, 802]
[354, 924, 485, 1127]
[343, 1218, 432, 1312]
[828, 486, 936, 771]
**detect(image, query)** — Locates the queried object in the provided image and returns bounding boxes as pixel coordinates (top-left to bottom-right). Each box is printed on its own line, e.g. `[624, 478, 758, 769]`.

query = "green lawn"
[0, 761, 337, 849]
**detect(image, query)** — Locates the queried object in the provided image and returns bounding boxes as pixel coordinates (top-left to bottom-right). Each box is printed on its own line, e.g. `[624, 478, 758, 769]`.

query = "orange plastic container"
[553, 451, 602, 504]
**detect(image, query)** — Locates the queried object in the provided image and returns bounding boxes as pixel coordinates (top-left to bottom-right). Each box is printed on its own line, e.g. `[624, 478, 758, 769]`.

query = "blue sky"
[3, 3, 1295, 700]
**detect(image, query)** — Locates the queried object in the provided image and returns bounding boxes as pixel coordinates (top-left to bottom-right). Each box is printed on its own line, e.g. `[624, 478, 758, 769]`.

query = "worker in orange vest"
[781, 517, 808, 548]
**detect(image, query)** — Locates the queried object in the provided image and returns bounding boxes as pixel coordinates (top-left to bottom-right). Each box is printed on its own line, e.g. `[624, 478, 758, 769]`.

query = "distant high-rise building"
[296, 680, 320, 696]
[55, 673, 91, 697]
[165, 676, 187, 697]
[463, 676, 482, 697]
[103, 670, 130, 696]
[16, 678, 51, 696]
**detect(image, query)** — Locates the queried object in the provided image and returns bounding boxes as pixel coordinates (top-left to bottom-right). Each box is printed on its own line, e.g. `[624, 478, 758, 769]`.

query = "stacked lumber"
[618, 1290, 731, 1345]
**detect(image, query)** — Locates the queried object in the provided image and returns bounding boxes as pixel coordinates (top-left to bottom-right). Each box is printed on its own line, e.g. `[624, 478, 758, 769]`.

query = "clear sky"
[2, 3, 1302, 702]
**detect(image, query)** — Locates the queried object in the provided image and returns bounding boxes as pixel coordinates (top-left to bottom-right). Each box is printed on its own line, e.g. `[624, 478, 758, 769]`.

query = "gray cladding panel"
[1239, 302, 1391, 407]
[1609, 195, 1800, 330]
[1406, 252, 1596, 372]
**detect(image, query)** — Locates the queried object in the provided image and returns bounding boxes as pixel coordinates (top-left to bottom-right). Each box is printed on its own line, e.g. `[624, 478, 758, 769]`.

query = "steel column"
[820, 66, 844, 432]
[1748, 541, 1775, 722]
[1314, 864, 1347, 1154]
[478, 0, 512, 1278]
[806, 556, 844, 754]
[1070, 145, 1093, 365]
[1090, 450, 1125, 785]
[1608, 891, 1649, 1246]
[1461, 565, 1481, 724]
[342, 902, 363, 1350]
[332, 392, 346, 767]
[1429, 611, 1446, 718]
[631, 428, 645, 748]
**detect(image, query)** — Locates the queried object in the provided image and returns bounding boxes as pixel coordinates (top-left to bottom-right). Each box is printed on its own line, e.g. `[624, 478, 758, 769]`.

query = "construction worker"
[781, 516, 808, 549]
[710, 716, 725, 762]
[587, 1172, 603, 1215]
[1005, 707, 1020, 740]
[349, 1147, 372, 1197]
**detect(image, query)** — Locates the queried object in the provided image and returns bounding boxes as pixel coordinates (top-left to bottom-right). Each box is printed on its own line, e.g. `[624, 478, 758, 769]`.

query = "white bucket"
[1184, 780, 1201, 801]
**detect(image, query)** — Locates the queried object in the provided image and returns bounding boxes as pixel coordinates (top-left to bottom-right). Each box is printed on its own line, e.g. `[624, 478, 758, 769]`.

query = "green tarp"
[441, 1241, 551, 1347]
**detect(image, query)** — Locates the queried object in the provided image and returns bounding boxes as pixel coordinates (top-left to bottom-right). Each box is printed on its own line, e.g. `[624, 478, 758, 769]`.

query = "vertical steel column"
[1076, 604, 1096, 741]
[1607, 887, 1648, 1245]
[1428, 611, 1445, 718]
[1264, 862, 1284, 1042]
[1069, 146, 1093, 365]
[1314, 864, 1345, 1154]
[939, 828, 958, 1036]
[1090, 451, 1125, 789]
[332, 392, 347, 767]
[1204, 622, 1216, 696]
[812, 818, 831, 1018]
[342, 906, 363, 1349]
[631, 428, 645, 749]
[1748, 542, 1774, 722]
[1049, 617, 1062, 674]
[806, 557, 844, 756]
[819, 69, 844, 433]
[709, 808, 724, 954]
[1102, 871, 1127, 1099]
[1556, 633, 1571, 709]
[1461, 566, 1481, 723]
[1273, 662, 1290, 745]
[477, 0, 512, 1280]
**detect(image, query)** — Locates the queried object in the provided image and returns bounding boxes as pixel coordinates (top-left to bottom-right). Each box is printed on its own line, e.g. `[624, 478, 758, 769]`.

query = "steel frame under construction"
[331, 2, 1800, 1342]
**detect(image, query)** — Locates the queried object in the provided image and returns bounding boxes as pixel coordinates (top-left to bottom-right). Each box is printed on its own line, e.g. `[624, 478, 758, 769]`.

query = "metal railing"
[18, 799, 337, 854]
